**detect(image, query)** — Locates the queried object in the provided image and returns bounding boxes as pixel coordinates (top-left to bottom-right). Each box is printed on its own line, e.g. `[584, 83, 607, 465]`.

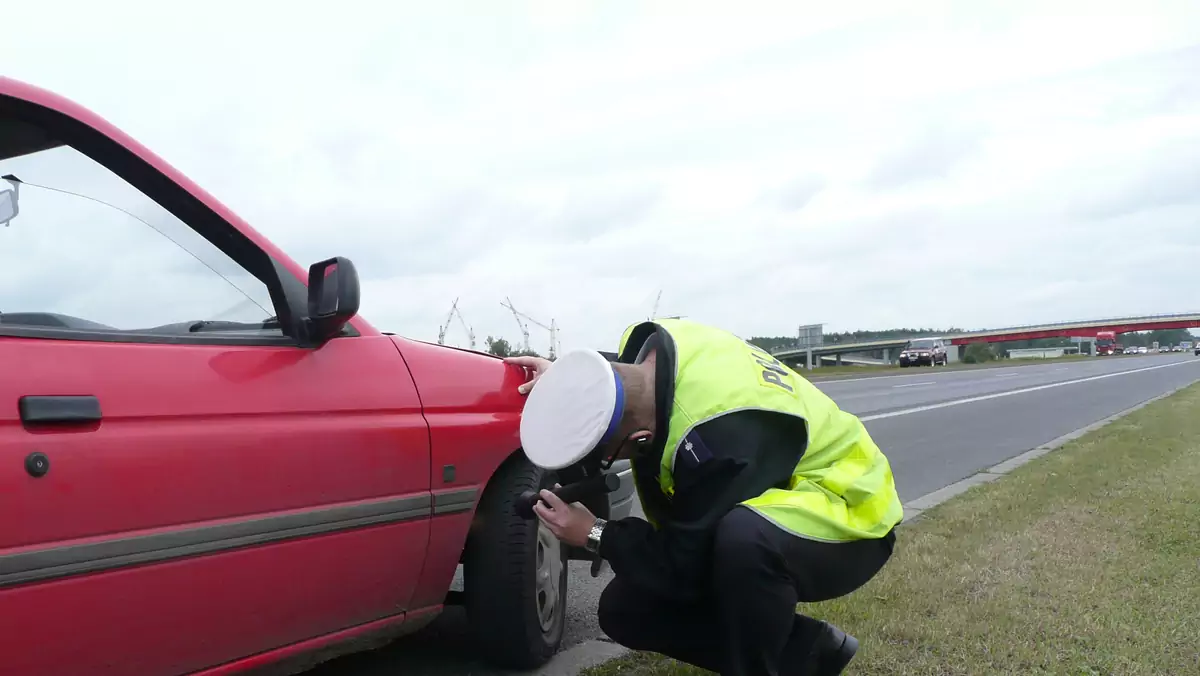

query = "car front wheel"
[463, 455, 568, 669]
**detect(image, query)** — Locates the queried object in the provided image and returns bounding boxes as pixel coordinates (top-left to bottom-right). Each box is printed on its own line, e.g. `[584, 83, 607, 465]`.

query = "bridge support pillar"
[806, 348, 813, 370]
[835, 354, 843, 366]
[882, 348, 891, 364]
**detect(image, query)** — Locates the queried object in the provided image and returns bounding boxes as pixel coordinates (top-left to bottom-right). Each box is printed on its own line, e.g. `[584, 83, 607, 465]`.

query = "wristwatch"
[585, 518, 607, 555]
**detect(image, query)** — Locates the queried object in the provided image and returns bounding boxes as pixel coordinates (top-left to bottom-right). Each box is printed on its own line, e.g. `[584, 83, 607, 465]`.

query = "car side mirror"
[0, 174, 20, 227]
[304, 256, 361, 344]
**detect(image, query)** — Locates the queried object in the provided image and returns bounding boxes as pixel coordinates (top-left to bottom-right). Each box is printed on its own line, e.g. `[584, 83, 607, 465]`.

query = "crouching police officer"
[509, 318, 903, 676]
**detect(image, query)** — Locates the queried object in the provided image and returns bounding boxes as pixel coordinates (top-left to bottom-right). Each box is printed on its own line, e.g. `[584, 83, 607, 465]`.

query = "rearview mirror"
[304, 256, 361, 344]
[0, 174, 20, 227]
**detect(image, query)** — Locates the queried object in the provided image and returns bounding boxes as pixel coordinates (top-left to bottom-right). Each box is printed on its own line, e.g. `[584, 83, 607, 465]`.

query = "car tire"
[463, 455, 568, 669]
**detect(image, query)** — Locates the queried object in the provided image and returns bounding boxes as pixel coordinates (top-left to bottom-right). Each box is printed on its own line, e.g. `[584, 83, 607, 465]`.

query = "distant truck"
[1095, 331, 1118, 356]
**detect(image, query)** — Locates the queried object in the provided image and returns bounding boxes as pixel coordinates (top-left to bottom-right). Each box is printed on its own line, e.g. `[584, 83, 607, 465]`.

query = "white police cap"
[519, 349, 625, 470]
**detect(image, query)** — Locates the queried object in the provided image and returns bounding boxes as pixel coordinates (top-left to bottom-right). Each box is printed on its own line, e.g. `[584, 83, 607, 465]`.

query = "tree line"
[486, 327, 1195, 360]
[750, 328, 1194, 352]
[748, 329, 964, 354]
[483, 336, 543, 359]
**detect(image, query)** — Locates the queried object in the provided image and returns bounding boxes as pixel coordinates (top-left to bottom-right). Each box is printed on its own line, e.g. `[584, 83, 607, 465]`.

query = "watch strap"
[585, 518, 607, 554]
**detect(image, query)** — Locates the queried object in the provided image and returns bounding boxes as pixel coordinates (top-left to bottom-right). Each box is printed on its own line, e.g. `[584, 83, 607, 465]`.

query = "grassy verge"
[803, 353, 1149, 381]
[583, 383, 1200, 675]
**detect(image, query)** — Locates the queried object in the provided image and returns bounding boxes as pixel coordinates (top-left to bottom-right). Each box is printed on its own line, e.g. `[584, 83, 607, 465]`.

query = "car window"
[0, 135, 283, 342]
[908, 339, 936, 348]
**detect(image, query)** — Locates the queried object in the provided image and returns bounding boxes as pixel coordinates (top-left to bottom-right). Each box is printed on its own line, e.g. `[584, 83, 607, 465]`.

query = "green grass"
[583, 382, 1200, 676]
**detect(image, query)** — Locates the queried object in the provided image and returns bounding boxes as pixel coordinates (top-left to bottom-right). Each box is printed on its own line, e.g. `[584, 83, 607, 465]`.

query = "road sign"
[797, 323, 824, 349]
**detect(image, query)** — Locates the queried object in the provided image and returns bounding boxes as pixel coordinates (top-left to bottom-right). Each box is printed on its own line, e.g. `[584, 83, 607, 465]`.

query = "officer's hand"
[532, 484, 596, 548]
[504, 356, 553, 395]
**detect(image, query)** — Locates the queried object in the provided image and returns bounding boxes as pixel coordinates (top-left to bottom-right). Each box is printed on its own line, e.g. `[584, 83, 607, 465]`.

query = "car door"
[0, 94, 431, 675]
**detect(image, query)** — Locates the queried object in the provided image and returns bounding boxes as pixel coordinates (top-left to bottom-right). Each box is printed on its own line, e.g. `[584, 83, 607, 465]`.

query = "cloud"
[2, 1, 1200, 350]
[553, 184, 662, 242]
[761, 175, 826, 212]
[1066, 138, 1200, 221]
[864, 123, 987, 190]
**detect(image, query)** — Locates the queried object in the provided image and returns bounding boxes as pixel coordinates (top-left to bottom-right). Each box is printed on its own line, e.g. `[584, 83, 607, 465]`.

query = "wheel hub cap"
[535, 521, 563, 632]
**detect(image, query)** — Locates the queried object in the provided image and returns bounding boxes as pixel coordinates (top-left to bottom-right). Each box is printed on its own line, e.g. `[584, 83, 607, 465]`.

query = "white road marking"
[860, 359, 1200, 422]
[893, 382, 934, 388]
[994, 373, 1018, 378]
[814, 362, 1091, 384]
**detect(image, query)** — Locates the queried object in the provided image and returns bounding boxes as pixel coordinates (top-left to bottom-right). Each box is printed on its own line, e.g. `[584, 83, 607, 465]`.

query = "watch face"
[586, 521, 605, 553]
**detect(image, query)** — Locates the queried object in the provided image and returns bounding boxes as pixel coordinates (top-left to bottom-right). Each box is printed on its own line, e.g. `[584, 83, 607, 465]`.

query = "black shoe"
[805, 622, 858, 676]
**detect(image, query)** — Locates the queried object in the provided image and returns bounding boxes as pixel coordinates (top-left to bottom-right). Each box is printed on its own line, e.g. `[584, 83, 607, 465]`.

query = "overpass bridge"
[772, 312, 1200, 368]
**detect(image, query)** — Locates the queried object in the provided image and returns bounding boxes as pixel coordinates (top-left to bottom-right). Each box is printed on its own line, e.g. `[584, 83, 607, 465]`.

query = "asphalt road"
[309, 353, 1200, 675]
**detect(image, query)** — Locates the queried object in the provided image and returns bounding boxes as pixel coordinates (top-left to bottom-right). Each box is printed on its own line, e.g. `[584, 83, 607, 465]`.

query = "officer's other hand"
[504, 355, 553, 395]
[532, 483, 596, 548]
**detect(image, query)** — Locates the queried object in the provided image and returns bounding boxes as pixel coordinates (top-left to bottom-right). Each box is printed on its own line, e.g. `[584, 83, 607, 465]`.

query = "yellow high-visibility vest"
[618, 319, 903, 542]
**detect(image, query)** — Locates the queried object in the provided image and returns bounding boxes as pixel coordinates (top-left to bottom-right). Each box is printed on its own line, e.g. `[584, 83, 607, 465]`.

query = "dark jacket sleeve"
[597, 408, 809, 601]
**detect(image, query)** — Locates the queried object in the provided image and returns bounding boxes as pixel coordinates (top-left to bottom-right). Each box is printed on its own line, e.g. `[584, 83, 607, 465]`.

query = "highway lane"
[814, 355, 1183, 417]
[836, 354, 1200, 500]
[309, 353, 1200, 675]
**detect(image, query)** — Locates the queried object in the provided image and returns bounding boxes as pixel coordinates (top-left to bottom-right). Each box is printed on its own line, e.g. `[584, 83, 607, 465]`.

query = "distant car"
[899, 338, 948, 367]
[1195, 345, 1200, 356]
[1138, 346, 1149, 354]
[1171, 345, 1182, 352]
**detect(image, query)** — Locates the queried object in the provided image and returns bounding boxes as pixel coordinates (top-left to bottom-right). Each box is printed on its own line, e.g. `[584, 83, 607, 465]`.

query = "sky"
[3, 0, 1200, 352]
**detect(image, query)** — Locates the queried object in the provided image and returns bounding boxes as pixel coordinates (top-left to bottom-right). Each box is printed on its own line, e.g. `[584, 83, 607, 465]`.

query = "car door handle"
[19, 395, 102, 426]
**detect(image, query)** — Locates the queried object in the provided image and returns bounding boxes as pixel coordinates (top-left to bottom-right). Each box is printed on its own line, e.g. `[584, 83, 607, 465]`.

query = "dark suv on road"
[899, 338, 949, 367]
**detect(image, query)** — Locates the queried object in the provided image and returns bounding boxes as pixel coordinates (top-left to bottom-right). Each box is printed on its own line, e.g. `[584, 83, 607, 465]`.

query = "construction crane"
[648, 289, 685, 321]
[436, 298, 476, 350]
[454, 305, 476, 350]
[649, 290, 662, 320]
[437, 299, 459, 346]
[501, 296, 559, 359]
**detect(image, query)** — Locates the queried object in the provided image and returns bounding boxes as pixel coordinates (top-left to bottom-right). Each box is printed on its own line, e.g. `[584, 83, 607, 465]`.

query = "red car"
[0, 78, 633, 675]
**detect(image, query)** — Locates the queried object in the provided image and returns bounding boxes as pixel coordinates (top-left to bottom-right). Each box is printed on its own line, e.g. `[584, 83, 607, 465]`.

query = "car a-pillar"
[457, 449, 578, 669]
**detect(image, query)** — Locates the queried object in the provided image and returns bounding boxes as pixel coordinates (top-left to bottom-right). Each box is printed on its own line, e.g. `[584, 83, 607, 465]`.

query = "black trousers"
[598, 506, 895, 676]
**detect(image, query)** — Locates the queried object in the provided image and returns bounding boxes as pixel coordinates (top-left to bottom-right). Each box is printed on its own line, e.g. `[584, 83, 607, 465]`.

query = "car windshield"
[0, 125, 279, 336]
[908, 339, 936, 349]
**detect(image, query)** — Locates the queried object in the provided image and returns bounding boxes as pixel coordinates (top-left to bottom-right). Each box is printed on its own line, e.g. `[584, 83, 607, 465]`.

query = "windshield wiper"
[188, 316, 280, 333]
